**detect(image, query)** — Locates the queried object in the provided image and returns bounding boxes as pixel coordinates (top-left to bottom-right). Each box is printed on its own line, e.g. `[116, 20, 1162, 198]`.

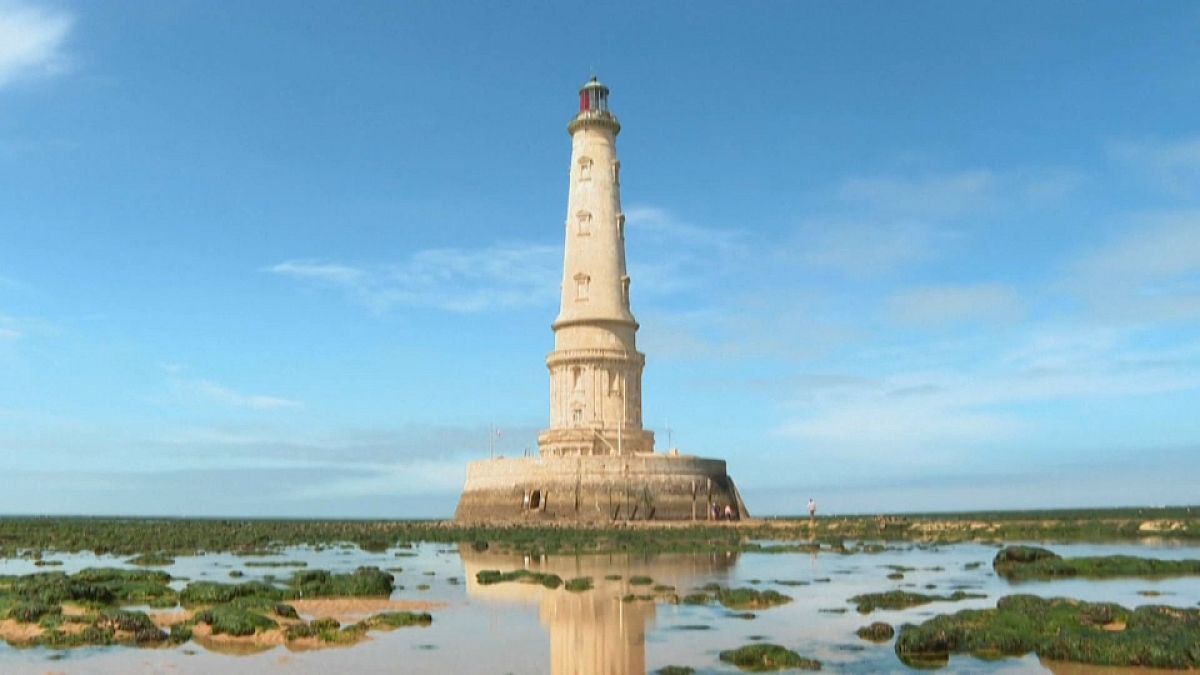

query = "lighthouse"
[539, 77, 654, 458]
[454, 78, 746, 523]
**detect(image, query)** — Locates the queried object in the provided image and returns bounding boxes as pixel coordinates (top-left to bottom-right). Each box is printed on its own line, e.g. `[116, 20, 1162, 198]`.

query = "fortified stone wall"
[454, 455, 748, 523]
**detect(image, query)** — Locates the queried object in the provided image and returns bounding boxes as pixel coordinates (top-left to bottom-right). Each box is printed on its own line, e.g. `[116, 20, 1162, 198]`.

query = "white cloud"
[837, 170, 999, 220]
[1110, 136, 1200, 197]
[794, 219, 955, 276]
[265, 261, 364, 285]
[886, 283, 1023, 327]
[774, 323, 1200, 466]
[268, 242, 560, 313]
[778, 399, 1021, 459]
[0, 1, 73, 90]
[624, 204, 745, 253]
[291, 458, 467, 499]
[0, 313, 53, 342]
[1067, 211, 1200, 322]
[180, 378, 300, 411]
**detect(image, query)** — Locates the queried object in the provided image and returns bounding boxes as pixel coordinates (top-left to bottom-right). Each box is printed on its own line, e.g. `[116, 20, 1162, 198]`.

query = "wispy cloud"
[793, 219, 955, 276]
[0, 313, 53, 342]
[0, 1, 73, 90]
[1067, 210, 1200, 322]
[789, 168, 1080, 277]
[268, 242, 560, 313]
[837, 170, 1000, 220]
[187, 379, 300, 410]
[152, 422, 536, 464]
[773, 324, 1200, 466]
[1110, 136, 1200, 198]
[290, 459, 467, 499]
[886, 283, 1023, 327]
[624, 205, 747, 297]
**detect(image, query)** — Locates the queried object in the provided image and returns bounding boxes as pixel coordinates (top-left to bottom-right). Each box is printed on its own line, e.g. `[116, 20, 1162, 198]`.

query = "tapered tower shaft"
[538, 78, 654, 457]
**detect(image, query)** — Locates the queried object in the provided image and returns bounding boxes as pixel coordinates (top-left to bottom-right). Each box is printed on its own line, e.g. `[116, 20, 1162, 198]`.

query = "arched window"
[576, 210, 592, 236]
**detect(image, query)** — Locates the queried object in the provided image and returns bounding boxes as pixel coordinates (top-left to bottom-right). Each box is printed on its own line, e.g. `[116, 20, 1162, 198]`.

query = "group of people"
[710, 503, 738, 521]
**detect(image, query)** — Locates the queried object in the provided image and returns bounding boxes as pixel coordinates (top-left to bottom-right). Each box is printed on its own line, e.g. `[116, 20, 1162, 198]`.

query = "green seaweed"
[365, 611, 433, 629]
[716, 587, 792, 610]
[193, 605, 278, 637]
[849, 590, 986, 614]
[565, 577, 593, 592]
[856, 622, 895, 642]
[289, 567, 394, 597]
[475, 569, 563, 589]
[992, 546, 1200, 580]
[895, 594, 1200, 669]
[718, 643, 822, 671]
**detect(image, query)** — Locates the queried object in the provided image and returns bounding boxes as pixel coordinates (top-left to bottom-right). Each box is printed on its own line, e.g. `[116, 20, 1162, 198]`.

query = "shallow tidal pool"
[1, 540, 1198, 674]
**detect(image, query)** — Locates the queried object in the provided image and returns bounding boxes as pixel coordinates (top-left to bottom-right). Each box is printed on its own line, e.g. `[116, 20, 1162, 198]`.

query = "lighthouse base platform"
[452, 454, 748, 523]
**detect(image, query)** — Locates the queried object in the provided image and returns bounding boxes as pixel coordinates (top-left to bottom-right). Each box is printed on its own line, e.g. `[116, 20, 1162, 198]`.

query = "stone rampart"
[453, 454, 748, 523]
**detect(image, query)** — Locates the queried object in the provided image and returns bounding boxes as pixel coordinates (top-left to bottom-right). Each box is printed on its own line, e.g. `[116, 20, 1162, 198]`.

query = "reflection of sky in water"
[0, 541, 1196, 673]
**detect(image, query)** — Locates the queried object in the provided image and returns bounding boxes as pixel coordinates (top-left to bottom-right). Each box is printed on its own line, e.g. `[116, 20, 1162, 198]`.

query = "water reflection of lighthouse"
[460, 548, 739, 675]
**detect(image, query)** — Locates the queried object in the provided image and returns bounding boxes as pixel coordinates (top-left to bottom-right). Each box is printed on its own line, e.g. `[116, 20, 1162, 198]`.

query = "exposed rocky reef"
[992, 545, 1200, 580]
[895, 594, 1200, 669]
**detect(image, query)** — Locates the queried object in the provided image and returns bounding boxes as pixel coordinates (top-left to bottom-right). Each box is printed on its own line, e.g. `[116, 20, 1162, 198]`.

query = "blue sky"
[1, 1, 1198, 517]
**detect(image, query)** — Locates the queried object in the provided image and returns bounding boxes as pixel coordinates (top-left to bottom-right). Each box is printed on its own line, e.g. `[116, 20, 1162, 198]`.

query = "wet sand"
[289, 598, 443, 623]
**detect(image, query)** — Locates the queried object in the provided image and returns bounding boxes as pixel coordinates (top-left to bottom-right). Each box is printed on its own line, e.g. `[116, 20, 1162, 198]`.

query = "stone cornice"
[567, 113, 621, 136]
[545, 348, 645, 368]
[550, 316, 638, 331]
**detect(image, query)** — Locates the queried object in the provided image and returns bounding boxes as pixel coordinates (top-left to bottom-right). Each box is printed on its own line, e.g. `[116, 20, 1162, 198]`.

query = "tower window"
[571, 407, 583, 426]
[578, 157, 593, 181]
[617, 213, 625, 240]
[612, 161, 621, 185]
[621, 275, 630, 307]
[572, 366, 583, 391]
[576, 211, 592, 236]
[574, 273, 590, 301]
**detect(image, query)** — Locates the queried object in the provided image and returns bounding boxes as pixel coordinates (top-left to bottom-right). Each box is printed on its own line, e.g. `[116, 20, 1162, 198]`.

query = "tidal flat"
[0, 510, 1196, 673]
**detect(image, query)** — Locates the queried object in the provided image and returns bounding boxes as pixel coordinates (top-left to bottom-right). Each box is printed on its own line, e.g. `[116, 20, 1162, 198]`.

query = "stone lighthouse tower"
[538, 77, 654, 458]
[454, 78, 747, 523]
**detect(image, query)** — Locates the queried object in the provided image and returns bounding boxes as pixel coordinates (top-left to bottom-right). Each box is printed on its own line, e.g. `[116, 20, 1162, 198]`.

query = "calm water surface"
[1, 541, 1198, 674]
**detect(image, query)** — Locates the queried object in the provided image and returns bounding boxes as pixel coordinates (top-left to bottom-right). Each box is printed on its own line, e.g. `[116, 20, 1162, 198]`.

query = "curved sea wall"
[454, 454, 748, 523]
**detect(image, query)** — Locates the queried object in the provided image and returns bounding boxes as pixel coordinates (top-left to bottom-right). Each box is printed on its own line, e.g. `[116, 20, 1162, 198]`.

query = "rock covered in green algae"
[565, 577, 593, 592]
[895, 594, 1200, 669]
[856, 622, 895, 641]
[716, 587, 792, 610]
[849, 590, 986, 613]
[289, 566, 394, 596]
[193, 605, 278, 637]
[992, 545, 1200, 580]
[475, 569, 563, 589]
[718, 644, 822, 671]
[364, 611, 432, 629]
[180, 580, 283, 606]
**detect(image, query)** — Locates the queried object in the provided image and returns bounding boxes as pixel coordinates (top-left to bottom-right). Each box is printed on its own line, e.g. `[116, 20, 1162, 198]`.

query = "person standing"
[807, 497, 816, 526]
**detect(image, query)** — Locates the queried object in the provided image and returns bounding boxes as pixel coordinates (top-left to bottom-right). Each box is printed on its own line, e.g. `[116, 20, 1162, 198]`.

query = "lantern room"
[579, 77, 610, 114]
